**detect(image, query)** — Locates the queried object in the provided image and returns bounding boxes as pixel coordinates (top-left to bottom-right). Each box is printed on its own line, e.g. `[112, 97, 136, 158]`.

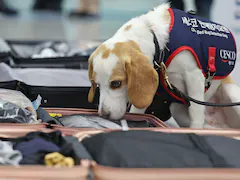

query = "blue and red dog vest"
[156, 8, 237, 104]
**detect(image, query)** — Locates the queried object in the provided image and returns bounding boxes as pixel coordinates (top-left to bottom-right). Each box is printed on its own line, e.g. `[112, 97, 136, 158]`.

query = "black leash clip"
[205, 70, 216, 90]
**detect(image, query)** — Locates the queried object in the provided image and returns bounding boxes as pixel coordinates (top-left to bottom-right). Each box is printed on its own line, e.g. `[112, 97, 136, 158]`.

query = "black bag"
[0, 80, 98, 109]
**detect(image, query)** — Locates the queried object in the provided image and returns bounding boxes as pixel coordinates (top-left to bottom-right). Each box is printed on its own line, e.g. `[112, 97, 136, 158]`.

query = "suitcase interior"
[44, 108, 168, 129]
[70, 127, 240, 180]
[3, 39, 101, 69]
[1, 124, 240, 180]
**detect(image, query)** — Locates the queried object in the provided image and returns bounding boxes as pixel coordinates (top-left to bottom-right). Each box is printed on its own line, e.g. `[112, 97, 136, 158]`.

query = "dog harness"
[155, 8, 237, 105]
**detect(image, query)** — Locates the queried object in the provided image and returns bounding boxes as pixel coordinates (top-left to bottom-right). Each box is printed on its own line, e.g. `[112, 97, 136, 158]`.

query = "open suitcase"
[0, 123, 90, 180]
[0, 38, 101, 69]
[1, 108, 240, 180]
[0, 108, 167, 180]
[1, 130, 240, 179]
[0, 38, 101, 111]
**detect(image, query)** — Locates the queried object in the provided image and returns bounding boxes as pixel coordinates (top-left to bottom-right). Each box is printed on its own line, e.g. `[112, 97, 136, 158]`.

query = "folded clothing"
[14, 138, 60, 157]
[57, 115, 122, 129]
[57, 114, 156, 129]
[82, 130, 240, 168]
[0, 131, 92, 165]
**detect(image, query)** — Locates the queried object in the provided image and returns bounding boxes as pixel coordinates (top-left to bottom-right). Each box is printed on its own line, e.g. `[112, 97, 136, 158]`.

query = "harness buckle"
[160, 62, 173, 90]
[153, 61, 161, 70]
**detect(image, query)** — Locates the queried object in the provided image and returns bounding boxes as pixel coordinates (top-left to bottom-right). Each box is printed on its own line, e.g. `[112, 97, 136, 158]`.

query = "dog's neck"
[141, 4, 171, 66]
[127, 3, 171, 66]
[107, 3, 171, 66]
[143, 4, 171, 47]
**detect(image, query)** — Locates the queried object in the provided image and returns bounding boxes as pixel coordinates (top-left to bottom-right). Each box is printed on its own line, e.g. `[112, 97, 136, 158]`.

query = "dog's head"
[88, 39, 159, 120]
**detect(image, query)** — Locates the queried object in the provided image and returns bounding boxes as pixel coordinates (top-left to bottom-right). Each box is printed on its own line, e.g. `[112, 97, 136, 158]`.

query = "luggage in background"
[0, 38, 100, 109]
[0, 38, 101, 69]
[0, 62, 97, 109]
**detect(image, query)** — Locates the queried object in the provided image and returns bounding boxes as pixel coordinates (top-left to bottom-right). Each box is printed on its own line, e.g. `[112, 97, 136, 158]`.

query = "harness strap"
[151, 29, 190, 105]
[151, 30, 162, 69]
[208, 47, 217, 72]
[205, 47, 217, 91]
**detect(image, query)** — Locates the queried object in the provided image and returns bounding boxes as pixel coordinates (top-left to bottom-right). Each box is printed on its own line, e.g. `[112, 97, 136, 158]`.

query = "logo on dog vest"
[220, 49, 236, 66]
[182, 17, 230, 34]
[220, 49, 236, 60]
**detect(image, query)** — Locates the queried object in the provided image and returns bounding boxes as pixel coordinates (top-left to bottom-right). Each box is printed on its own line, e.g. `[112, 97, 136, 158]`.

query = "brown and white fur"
[88, 3, 233, 128]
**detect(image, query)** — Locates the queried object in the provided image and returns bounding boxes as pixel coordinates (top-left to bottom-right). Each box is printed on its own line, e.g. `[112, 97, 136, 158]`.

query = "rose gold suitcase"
[0, 108, 167, 179]
[71, 127, 240, 180]
[1, 127, 240, 180]
[44, 108, 168, 129]
[1, 108, 240, 180]
[0, 126, 90, 180]
[48, 108, 240, 180]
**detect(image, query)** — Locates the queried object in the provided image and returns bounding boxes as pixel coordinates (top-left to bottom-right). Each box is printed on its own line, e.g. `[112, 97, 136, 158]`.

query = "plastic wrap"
[0, 89, 39, 124]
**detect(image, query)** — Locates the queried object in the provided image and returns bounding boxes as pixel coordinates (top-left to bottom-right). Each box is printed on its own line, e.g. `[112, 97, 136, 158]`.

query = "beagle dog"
[88, 3, 237, 128]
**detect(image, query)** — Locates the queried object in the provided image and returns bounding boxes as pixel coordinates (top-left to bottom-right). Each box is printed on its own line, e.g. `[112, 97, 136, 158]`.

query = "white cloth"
[58, 115, 122, 129]
[0, 141, 22, 166]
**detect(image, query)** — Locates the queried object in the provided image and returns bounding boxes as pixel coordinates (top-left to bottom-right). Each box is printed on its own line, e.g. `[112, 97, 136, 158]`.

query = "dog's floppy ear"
[125, 50, 159, 109]
[88, 56, 96, 103]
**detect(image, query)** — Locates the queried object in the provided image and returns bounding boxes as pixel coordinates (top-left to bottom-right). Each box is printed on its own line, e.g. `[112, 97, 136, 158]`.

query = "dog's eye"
[110, 81, 122, 89]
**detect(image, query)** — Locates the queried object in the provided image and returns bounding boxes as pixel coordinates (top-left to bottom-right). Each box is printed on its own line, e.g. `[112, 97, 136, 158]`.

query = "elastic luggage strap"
[121, 120, 129, 131]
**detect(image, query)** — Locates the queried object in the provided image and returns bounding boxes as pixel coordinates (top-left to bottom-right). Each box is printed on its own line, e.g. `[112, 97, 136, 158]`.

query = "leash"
[151, 30, 240, 107]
